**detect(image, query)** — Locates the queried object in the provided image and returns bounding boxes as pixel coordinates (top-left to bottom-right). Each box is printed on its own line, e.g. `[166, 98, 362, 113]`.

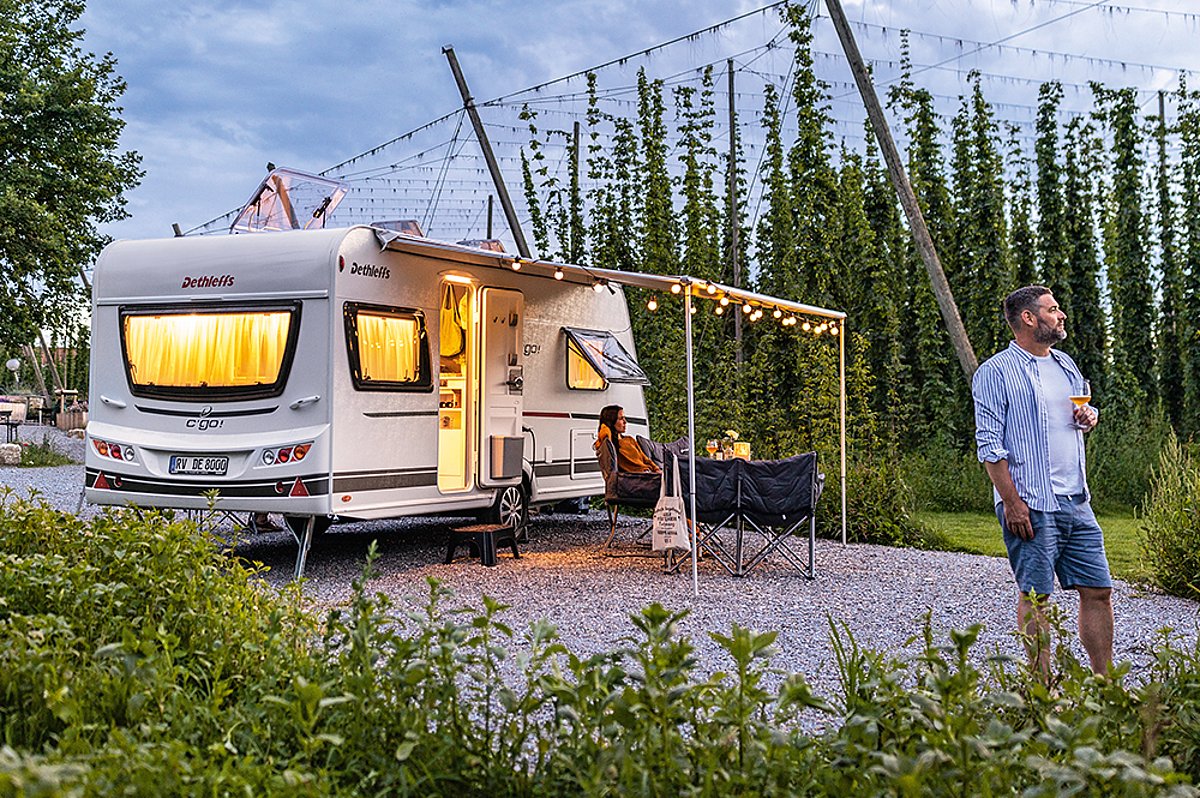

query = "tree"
[1154, 92, 1184, 430]
[1060, 117, 1107, 395]
[1036, 82, 1067, 295]
[0, 0, 142, 341]
[1007, 123, 1037, 286]
[1177, 80, 1200, 436]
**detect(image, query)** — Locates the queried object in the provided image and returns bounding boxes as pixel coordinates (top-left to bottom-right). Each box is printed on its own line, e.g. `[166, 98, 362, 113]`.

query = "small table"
[445, 523, 521, 567]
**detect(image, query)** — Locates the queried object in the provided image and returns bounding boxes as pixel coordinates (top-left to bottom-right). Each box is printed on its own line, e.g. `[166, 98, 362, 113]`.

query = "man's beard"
[1033, 318, 1067, 345]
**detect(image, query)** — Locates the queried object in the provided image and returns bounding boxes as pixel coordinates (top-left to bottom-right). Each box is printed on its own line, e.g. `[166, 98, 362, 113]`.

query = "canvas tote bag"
[652, 455, 691, 552]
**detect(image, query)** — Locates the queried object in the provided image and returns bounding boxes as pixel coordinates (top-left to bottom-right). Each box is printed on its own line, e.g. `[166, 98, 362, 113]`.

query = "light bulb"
[715, 306, 725, 315]
[773, 308, 783, 319]
[670, 283, 682, 294]
[786, 316, 797, 326]
[802, 321, 811, 332]
[647, 298, 658, 311]
[719, 296, 729, 307]
[829, 324, 839, 335]
[706, 282, 716, 294]
[511, 260, 522, 271]
[690, 305, 697, 314]
[592, 280, 605, 293]
[742, 303, 752, 315]
[553, 267, 564, 280]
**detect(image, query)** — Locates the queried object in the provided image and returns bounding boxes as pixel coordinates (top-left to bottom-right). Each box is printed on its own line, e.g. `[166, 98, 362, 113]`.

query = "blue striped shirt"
[972, 341, 1090, 511]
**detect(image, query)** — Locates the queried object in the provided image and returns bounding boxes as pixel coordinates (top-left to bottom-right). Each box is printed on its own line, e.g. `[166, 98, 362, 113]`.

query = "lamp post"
[5, 358, 19, 390]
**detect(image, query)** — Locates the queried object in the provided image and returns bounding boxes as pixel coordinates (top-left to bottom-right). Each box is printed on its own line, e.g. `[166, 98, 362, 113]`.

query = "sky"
[77, 0, 1200, 251]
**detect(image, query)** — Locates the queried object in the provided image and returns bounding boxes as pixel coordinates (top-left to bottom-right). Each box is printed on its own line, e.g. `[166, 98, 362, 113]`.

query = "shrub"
[820, 451, 944, 549]
[1087, 405, 1173, 511]
[1140, 436, 1200, 600]
[16, 433, 74, 467]
[899, 440, 995, 514]
[1, 494, 1198, 795]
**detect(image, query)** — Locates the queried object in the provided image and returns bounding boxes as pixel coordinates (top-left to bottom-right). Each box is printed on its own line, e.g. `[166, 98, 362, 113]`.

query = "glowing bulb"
[742, 303, 753, 315]
[773, 308, 783, 319]
[670, 283, 682, 294]
[554, 267, 564, 280]
[706, 282, 717, 294]
[786, 316, 797, 326]
[829, 323, 839, 336]
[715, 306, 725, 315]
[802, 321, 811, 332]
[647, 298, 658, 311]
[690, 305, 697, 314]
[592, 280, 605, 293]
[511, 260, 522, 271]
[719, 296, 729, 307]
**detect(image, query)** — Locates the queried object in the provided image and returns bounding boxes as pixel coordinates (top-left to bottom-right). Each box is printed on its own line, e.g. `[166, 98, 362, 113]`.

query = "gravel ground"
[3, 424, 1197, 707]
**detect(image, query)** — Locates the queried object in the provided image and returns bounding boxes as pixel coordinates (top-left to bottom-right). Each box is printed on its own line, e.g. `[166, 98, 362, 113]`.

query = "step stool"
[445, 523, 521, 567]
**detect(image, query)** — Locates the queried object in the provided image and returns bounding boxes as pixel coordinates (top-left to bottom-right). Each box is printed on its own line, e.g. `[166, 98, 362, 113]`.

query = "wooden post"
[822, 0, 978, 378]
[443, 45, 533, 259]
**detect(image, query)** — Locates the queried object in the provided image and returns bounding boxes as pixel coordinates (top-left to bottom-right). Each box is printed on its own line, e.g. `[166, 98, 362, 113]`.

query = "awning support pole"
[839, 321, 847, 545]
[684, 284, 699, 596]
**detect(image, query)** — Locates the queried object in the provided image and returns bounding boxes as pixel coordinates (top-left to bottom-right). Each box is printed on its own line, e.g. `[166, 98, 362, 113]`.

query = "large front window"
[121, 303, 301, 400]
[344, 302, 432, 391]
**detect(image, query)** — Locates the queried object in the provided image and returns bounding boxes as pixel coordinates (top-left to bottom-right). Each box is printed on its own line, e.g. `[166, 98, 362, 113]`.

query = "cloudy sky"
[78, 0, 1200, 249]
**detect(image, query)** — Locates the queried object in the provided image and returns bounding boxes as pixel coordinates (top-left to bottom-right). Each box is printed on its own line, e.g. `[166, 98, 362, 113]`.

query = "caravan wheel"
[284, 515, 334, 539]
[490, 483, 528, 530]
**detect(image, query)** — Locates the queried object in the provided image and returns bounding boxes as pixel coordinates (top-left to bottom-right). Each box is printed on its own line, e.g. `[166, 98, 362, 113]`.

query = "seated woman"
[595, 404, 661, 473]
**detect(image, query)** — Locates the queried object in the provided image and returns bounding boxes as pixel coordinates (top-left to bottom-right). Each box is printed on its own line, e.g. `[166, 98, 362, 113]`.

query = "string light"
[719, 296, 729, 307]
[690, 305, 697, 314]
[829, 323, 839, 336]
[802, 321, 811, 332]
[705, 282, 716, 295]
[647, 297, 658, 311]
[553, 266, 564, 280]
[773, 308, 783, 319]
[715, 306, 725, 315]
[592, 279, 606, 293]
[742, 303, 753, 315]
[510, 259, 522, 271]
[670, 283, 682, 295]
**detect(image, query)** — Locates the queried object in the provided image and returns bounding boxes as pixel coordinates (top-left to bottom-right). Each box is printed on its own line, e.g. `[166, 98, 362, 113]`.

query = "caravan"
[85, 225, 651, 557]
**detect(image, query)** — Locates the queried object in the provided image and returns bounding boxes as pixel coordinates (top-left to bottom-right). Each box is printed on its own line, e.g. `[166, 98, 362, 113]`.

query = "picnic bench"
[0, 399, 26, 443]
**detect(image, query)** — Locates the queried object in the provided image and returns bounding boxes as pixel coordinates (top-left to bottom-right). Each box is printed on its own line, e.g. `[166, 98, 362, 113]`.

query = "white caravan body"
[86, 226, 650, 525]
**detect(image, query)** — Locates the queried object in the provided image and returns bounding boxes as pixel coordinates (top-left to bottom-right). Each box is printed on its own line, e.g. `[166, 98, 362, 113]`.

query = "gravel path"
[3, 425, 1197, 705]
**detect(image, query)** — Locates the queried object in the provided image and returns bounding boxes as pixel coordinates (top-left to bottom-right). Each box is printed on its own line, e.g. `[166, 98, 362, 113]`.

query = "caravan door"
[478, 287, 524, 487]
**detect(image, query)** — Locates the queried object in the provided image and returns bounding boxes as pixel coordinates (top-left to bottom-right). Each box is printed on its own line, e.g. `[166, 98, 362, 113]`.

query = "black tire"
[284, 514, 334, 539]
[490, 482, 528, 530]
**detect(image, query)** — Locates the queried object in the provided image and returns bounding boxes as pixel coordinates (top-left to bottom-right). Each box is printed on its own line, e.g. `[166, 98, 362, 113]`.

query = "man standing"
[972, 285, 1112, 676]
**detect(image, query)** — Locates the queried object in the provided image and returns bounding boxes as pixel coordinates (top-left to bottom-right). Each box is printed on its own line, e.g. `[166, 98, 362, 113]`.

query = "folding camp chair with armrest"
[595, 436, 661, 552]
[674, 452, 824, 577]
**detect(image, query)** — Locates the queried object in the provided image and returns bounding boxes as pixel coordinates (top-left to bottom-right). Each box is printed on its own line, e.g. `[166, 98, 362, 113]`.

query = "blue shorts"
[996, 494, 1112, 595]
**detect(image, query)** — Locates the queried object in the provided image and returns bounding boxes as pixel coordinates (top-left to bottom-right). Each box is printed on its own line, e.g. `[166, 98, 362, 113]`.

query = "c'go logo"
[187, 406, 223, 431]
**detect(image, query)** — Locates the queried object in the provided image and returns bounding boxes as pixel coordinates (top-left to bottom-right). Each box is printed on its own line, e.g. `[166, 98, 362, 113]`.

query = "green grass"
[17, 435, 76, 467]
[915, 510, 1146, 583]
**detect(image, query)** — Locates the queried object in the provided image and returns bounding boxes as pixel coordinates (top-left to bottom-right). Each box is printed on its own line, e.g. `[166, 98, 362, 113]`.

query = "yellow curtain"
[124, 311, 292, 388]
[357, 312, 419, 382]
[567, 340, 605, 390]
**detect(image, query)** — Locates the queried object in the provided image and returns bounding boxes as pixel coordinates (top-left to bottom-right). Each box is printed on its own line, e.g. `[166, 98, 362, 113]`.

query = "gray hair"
[1003, 285, 1052, 329]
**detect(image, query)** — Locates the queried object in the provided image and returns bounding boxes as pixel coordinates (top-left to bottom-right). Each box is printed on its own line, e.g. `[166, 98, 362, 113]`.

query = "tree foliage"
[0, 0, 142, 341]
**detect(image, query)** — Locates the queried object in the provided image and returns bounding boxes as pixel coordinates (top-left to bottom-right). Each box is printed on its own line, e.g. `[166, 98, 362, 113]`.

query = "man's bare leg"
[1077, 586, 1113, 675]
[1018, 592, 1052, 679]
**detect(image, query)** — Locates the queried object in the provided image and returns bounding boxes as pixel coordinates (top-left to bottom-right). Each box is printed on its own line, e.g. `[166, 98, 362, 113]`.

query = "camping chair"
[595, 436, 662, 552]
[676, 452, 823, 578]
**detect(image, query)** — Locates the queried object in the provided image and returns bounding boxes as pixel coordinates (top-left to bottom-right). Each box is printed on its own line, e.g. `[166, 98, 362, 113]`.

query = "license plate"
[169, 455, 229, 476]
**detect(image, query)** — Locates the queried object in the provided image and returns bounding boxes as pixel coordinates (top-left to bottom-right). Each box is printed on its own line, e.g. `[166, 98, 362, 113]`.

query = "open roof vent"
[231, 167, 349, 234]
[373, 219, 425, 237]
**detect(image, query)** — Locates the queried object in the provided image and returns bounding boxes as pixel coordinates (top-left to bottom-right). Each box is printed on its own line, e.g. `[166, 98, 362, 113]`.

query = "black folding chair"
[675, 452, 823, 578]
[595, 437, 661, 553]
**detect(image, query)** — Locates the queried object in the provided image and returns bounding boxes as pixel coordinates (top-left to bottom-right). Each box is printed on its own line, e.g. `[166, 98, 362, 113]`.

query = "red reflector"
[111, 446, 123, 461]
[340, 495, 351, 503]
[289, 478, 309, 497]
[94, 472, 110, 490]
[278, 447, 292, 463]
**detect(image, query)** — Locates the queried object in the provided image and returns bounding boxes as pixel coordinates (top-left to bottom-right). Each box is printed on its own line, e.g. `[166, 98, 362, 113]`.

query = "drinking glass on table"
[1070, 379, 1092, 429]
[705, 439, 719, 458]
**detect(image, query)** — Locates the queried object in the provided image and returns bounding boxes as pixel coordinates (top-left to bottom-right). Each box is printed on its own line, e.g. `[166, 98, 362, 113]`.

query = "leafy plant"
[1140, 435, 1200, 600]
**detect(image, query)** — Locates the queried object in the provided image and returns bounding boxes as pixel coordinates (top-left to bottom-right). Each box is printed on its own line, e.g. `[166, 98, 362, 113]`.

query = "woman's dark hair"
[599, 404, 622, 441]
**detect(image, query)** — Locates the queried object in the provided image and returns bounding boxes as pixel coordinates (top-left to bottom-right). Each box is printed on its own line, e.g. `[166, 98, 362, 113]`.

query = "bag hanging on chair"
[440, 284, 465, 358]
[652, 456, 691, 552]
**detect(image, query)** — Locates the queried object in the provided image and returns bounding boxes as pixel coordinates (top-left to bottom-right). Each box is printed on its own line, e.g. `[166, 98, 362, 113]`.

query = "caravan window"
[120, 302, 301, 400]
[562, 327, 650, 391]
[344, 302, 432, 392]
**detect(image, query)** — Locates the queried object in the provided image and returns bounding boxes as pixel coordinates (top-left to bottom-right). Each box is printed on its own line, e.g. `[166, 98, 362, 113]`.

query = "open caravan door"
[478, 287, 524, 488]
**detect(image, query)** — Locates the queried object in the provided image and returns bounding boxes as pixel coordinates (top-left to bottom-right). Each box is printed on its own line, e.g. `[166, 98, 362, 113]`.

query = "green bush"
[1140, 436, 1200, 600]
[1087, 405, 1173, 511]
[821, 451, 946, 549]
[16, 433, 74, 467]
[899, 441, 995, 514]
[1, 493, 1198, 795]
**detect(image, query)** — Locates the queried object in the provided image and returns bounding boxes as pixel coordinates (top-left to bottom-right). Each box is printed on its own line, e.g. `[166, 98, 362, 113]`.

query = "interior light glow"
[442, 274, 474, 285]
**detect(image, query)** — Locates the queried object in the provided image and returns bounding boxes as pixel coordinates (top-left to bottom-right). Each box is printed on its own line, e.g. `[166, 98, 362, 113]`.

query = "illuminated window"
[344, 302, 432, 391]
[121, 303, 300, 400]
[562, 327, 650, 391]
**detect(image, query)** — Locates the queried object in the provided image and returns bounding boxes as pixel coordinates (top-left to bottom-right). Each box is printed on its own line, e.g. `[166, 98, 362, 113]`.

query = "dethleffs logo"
[347, 261, 390, 279]
[181, 274, 235, 289]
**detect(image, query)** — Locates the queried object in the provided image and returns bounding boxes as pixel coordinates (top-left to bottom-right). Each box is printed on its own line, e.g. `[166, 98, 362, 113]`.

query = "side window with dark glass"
[344, 302, 432, 391]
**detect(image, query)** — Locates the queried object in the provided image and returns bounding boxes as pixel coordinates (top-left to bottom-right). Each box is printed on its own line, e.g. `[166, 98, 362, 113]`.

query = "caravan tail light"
[261, 441, 313, 467]
[90, 437, 136, 465]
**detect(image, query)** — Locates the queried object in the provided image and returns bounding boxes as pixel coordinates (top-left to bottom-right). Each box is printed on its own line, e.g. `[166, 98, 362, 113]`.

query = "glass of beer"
[706, 439, 719, 458]
[1070, 379, 1091, 428]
